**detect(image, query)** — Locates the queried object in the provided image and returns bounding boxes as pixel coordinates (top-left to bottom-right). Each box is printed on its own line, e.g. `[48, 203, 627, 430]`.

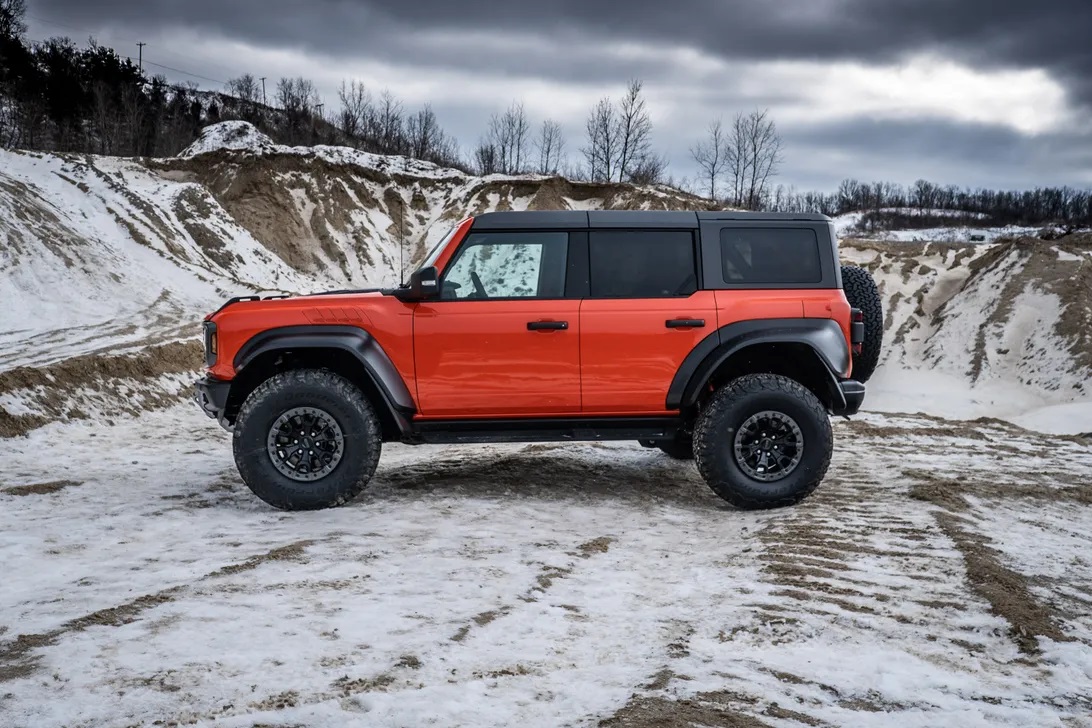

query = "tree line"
[762, 178, 1092, 229]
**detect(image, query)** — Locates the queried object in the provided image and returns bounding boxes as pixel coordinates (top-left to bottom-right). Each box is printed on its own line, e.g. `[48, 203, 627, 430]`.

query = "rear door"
[414, 230, 583, 417]
[579, 229, 717, 414]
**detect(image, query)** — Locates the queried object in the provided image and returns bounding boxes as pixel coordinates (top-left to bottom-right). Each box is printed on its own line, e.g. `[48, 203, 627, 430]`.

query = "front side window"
[720, 228, 823, 284]
[441, 232, 568, 299]
[588, 231, 697, 298]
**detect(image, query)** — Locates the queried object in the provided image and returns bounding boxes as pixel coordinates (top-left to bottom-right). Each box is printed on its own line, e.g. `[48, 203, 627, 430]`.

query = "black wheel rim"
[266, 407, 345, 482]
[733, 410, 804, 482]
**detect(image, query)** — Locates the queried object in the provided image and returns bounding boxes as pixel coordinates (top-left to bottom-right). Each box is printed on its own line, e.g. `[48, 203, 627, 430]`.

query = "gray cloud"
[23, 0, 1092, 190]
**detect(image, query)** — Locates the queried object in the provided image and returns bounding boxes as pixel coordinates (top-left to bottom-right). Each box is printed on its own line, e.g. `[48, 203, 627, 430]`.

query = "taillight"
[850, 308, 865, 353]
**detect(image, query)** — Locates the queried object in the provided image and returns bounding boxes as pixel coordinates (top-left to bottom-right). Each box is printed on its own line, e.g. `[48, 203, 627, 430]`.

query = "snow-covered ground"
[833, 211, 1047, 244]
[2, 406, 1091, 727]
[4, 123, 1092, 726]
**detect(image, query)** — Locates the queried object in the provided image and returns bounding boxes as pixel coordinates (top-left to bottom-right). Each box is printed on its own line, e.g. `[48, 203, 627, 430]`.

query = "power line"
[25, 13, 233, 87]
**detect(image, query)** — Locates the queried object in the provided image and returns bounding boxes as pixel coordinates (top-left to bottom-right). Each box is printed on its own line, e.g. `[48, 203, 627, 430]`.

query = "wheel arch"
[668, 319, 850, 414]
[226, 326, 414, 440]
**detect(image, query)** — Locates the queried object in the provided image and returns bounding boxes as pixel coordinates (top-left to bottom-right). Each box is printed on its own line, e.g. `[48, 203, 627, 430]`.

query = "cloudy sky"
[23, 0, 1092, 191]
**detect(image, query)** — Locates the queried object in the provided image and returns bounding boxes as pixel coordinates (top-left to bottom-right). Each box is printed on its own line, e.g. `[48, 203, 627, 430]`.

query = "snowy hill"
[0, 122, 707, 372]
[1, 121, 1090, 434]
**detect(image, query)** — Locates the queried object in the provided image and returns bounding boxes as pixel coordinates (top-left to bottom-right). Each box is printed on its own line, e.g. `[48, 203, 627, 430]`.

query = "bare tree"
[227, 74, 261, 105]
[690, 118, 728, 201]
[406, 104, 460, 166]
[337, 79, 372, 141]
[726, 109, 782, 209]
[90, 80, 120, 154]
[628, 153, 667, 186]
[582, 97, 618, 182]
[120, 83, 145, 156]
[406, 105, 440, 159]
[486, 101, 531, 174]
[474, 140, 498, 175]
[371, 89, 405, 154]
[615, 79, 652, 183]
[0, 0, 27, 39]
[535, 119, 565, 175]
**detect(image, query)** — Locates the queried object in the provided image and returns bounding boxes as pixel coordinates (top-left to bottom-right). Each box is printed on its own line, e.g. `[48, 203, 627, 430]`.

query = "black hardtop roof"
[471, 210, 831, 230]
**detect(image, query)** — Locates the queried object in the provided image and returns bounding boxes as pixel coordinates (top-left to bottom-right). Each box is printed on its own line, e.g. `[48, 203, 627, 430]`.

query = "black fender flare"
[233, 325, 415, 431]
[666, 318, 851, 411]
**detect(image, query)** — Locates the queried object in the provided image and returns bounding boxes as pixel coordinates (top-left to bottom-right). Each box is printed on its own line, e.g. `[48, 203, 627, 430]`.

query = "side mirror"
[406, 266, 440, 301]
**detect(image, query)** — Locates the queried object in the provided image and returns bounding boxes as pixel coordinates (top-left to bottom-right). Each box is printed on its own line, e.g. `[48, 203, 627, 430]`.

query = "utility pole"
[136, 42, 146, 72]
[260, 77, 267, 106]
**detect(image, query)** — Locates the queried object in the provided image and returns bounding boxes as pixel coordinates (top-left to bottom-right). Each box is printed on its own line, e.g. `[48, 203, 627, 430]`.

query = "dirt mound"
[0, 340, 202, 438]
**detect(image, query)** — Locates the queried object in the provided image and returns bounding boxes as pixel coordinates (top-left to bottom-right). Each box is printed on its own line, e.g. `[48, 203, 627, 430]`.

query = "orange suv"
[194, 211, 882, 511]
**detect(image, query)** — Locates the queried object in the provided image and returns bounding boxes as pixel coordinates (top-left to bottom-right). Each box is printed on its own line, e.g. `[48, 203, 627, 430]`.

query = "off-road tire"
[840, 264, 883, 383]
[694, 374, 832, 510]
[233, 369, 381, 510]
[657, 437, 694, 460]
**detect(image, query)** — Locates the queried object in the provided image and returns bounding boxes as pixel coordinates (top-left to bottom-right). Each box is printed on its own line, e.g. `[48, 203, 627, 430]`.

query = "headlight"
[203, 321, 218, 367]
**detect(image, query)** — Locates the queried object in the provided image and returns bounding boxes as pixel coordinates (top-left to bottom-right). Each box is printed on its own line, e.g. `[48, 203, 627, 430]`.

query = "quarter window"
[719, 228, 823, 284]
[589, 231, 697, 298]
[441, 232, 569, 299]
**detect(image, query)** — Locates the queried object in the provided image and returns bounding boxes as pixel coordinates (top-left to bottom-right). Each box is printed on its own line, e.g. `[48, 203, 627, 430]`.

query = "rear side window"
[720, 228, 823, 284]
[589, 231, 697, 298]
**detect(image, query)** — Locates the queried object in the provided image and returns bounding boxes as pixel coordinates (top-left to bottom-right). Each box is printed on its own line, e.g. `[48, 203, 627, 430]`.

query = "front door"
[580, 229, 717, 414]
[414, 230, 581, 417]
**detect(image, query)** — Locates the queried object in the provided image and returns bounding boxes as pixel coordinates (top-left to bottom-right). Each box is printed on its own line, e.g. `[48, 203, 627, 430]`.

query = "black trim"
[666, 318, 851, 410]
[697, 211, 832, 222]
[193, 376, 231, 422]
[835, 380, 866, 416]
[565, 231, 590, 299]
[208, 295, 260, 318]
[527, 321, 568, 330]
[666, 319, 705, 329]
[588, 211, 699, 228]
[472, 211, 589, 229]
[410, 417, 680, 445]
[233, 325, 416, 416]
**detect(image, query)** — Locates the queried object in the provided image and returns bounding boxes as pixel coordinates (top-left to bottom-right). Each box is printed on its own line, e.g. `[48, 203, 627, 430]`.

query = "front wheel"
[233, 369, 382, 510]
[694, 374, 832, 510]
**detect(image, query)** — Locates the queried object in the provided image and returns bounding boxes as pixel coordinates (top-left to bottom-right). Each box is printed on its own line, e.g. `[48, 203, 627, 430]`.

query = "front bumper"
[193, 376, 232, 430]
[833, 379, 866, 416]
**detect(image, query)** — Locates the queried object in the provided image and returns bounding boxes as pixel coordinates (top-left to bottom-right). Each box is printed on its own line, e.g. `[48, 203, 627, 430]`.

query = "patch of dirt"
[600, 692, 774, 727]
[210, 540, 316, 577]
[395, 654, 421, 669]
[472, 609, 507, 627]
[577, 536, 614, 557]
[3, 479, 83, 496]
[331, 673, 395, 695]
[250, 690, 300, 710]
[0, 585, 183, 683]
[934, 512, 1069, 654]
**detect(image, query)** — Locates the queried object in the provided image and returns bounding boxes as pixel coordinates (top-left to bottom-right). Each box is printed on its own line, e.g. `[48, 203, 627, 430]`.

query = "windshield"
[414, 225, 458, 275]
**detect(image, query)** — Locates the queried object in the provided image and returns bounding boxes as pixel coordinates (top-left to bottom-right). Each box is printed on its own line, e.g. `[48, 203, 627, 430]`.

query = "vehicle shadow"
[362, 443, 730, 511]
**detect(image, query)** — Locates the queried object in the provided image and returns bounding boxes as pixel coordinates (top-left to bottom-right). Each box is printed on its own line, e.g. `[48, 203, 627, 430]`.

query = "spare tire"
[840, 264, 883, 383]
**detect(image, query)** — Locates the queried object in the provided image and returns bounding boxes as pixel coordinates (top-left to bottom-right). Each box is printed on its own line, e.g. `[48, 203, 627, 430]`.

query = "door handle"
[665, 318, 706, 329]
[527, 321, 569, 331]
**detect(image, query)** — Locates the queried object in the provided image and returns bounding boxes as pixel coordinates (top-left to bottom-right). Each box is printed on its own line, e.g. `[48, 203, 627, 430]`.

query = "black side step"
[409, 417, 681, 445]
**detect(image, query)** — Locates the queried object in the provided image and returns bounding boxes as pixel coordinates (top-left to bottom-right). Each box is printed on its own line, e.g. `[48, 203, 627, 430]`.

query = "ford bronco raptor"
[194, 211, 882, 511]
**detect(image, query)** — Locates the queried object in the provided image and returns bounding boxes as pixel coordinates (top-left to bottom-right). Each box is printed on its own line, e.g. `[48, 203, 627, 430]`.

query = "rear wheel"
[233, 369, 381, 510]
[840, 264, 883, 383]
[694, 373, 832, 509]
